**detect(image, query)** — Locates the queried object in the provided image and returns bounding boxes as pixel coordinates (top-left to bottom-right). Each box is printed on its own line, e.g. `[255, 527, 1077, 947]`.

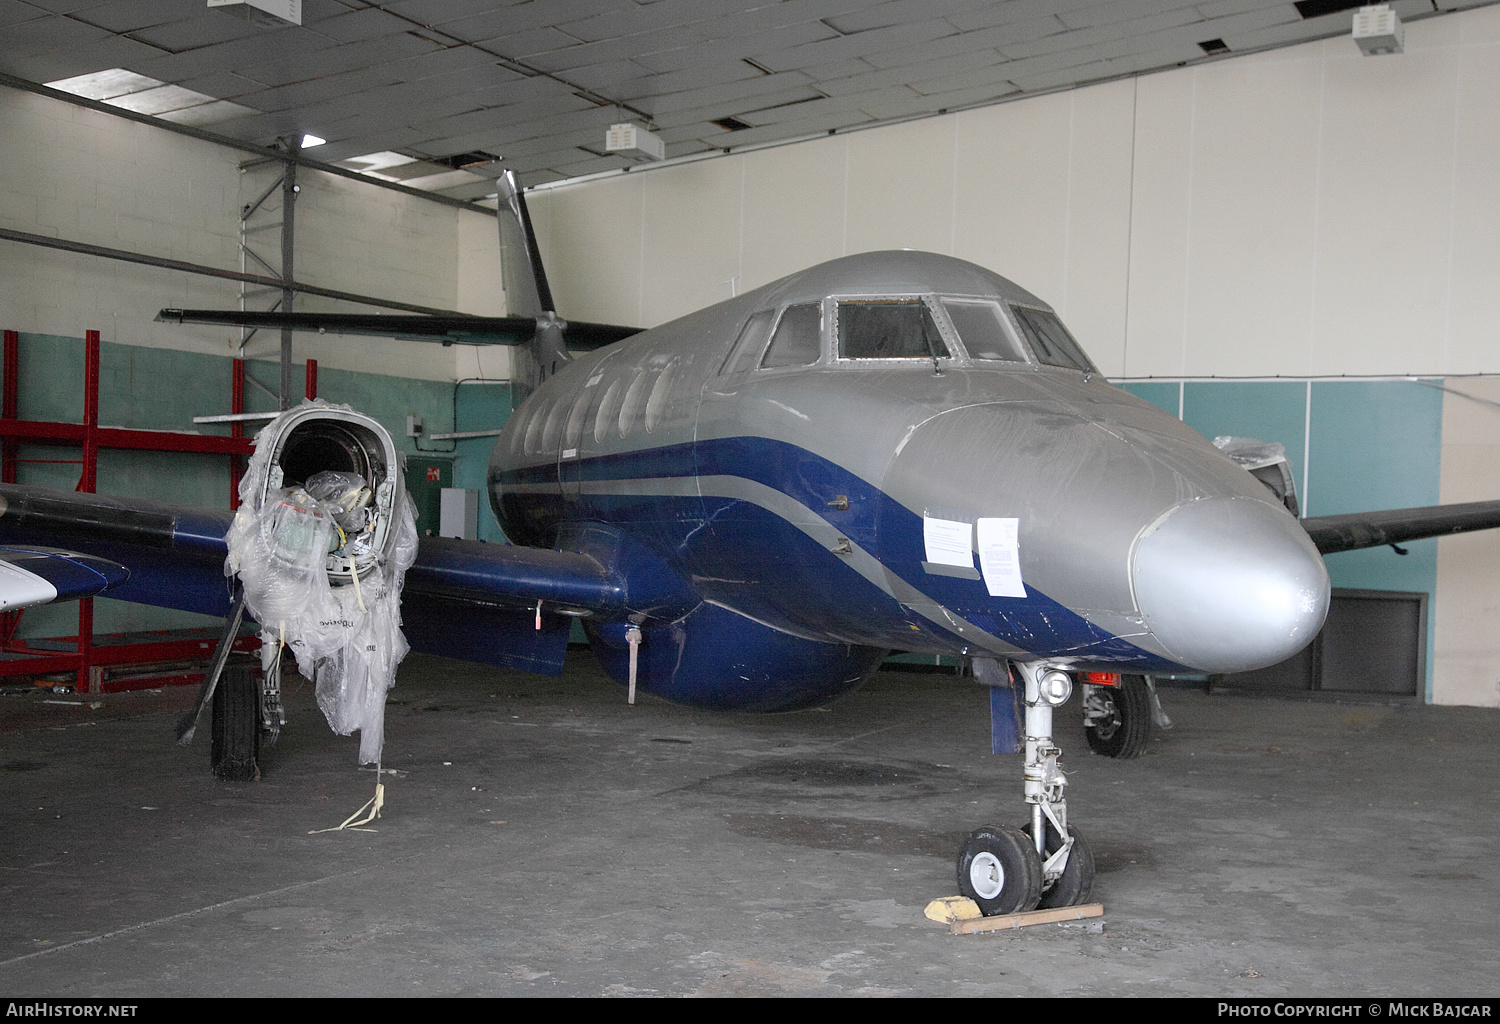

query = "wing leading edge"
[1301, 500, 1500, 554]
[0, 484, 628, 675]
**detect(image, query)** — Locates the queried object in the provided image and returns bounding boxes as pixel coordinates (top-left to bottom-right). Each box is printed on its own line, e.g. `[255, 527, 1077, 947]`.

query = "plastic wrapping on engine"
[223, 400, 419, 765]
[1212, 435, 1287, 468]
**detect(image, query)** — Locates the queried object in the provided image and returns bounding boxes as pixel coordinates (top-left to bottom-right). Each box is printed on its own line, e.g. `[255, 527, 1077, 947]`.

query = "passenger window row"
[510, 357, 680, 459]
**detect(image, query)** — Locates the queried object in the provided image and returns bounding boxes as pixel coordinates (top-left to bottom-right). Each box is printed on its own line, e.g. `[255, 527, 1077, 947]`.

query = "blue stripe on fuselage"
[494, 437, 1182, 669]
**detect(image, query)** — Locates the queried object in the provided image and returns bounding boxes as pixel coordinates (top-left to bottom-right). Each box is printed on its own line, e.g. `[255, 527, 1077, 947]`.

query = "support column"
[3, 329, 17, 485]
[279, 143, 299, 411]
[78, 330, 98, 494]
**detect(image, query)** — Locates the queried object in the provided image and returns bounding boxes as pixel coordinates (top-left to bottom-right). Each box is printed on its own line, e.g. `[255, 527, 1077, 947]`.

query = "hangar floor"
[1, 651, 1496, 997]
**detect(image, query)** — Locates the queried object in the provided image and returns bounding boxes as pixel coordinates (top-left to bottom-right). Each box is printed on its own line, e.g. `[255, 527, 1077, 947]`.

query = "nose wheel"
[957, 824, 1043, 915]
[957, 660, 1097, 915]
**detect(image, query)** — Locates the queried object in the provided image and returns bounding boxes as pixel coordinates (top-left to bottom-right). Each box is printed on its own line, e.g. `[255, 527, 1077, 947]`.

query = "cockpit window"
[760, 302, 823, 368]
[1010, 305, 1095, 372]
[942, 299, 1026, 362]
[720, 309, 776, 374]
[836, 299, 949, 360]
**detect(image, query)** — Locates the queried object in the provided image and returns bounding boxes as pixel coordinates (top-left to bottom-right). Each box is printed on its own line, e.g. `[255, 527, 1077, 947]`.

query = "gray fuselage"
[490, 251, 1330, 676]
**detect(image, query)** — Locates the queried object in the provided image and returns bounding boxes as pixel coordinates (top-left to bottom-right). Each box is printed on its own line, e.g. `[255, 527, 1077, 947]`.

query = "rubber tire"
[1024, 821, 1096, 908]
[956, 824, 1044, 916]
[211, 662, 260, 781]
[1084, 673, 1152, 759]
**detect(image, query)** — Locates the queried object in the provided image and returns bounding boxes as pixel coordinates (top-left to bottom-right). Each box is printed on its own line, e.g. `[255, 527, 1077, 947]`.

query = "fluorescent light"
[300, 134, 326, 148]
[46, 68, 254, 126]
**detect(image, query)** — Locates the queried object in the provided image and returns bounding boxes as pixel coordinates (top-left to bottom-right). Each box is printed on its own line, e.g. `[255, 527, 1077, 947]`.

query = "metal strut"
[1015, 660, 1076, 884]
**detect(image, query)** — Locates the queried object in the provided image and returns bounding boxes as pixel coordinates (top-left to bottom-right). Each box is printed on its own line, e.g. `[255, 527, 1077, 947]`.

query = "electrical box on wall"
[207, 0, 301, 28]
[605, 123, 665, 162]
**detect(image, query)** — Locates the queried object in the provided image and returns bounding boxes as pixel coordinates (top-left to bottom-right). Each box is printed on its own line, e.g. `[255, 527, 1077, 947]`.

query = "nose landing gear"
[957, 660, 1096, 915]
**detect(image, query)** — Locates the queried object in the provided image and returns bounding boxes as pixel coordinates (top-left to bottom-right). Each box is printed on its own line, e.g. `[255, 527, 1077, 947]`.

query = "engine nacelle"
[249, 404, 404, 584]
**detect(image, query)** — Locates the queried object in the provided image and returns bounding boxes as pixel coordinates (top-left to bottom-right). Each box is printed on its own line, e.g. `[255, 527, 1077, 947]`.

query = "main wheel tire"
[956, 824, 1044, 916]
[1024, 820, 1096, 908]
[211, 662, 260, 781]
[1084, 674, 1152, 759]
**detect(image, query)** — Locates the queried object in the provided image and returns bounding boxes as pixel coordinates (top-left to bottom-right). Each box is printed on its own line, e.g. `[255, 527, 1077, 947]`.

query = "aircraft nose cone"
[1131, 497, 1330, 673]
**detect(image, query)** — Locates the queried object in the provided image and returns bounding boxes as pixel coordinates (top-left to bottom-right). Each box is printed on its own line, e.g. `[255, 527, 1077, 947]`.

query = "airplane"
[6, 171, 1500, 918]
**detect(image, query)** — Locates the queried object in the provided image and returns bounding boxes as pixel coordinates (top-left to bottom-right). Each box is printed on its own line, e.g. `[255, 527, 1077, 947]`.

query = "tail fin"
[497, 171, 567, 393]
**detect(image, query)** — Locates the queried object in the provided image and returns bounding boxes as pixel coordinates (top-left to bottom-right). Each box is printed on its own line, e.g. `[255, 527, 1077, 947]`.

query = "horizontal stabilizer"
[1302, 500, 1500, 554]
[156, 309, 641, 351]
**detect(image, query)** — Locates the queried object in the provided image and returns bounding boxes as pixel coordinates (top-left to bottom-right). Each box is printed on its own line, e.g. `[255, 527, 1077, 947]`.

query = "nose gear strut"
[957, 659, 1096, 915]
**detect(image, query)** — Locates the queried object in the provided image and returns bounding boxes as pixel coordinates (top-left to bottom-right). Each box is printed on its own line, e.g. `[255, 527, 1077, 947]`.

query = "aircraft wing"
[1301, 500, 1500, 554]
[0, 545, 130, 611]
[155, 309, 641, 351]
[0, 483, 626, 675]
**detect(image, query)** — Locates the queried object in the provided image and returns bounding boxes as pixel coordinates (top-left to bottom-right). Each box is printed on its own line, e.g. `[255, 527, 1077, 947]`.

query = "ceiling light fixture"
[300, 134, 326, 148]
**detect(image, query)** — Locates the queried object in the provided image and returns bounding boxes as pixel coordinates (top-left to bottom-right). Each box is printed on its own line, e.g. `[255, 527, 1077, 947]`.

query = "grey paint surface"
[491, 251, 1329, 672]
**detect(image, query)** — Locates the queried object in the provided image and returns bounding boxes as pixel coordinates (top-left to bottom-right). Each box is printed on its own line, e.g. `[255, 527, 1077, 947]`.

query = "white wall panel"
[1435, 377, 1500, 706]
[842, 115, 956, 257]
[640, 158, 742, 326]
[739, 134, 846, 294]
[1059, 79, 1134, 376]
[1177, 51, 1323, 378]
[952, 93, 1073, 311]
[1308, 41, 1457, 376]
[1123, 70, 1194, 376]
[529, 173, 644, 327]
[1446, 17, 1500, 374]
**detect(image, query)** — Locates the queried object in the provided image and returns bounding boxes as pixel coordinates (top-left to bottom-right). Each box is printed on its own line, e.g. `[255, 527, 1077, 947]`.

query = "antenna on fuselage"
[496, 171, 568, 393]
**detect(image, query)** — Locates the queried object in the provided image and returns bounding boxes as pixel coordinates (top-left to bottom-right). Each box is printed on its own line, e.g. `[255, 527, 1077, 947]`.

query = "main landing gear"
[1082, 673, 1162, 760]
[957, 661, 1096, 915]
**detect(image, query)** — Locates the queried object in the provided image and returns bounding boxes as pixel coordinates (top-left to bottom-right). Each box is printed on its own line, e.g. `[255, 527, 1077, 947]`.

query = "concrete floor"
[1, 651, 1497, 997]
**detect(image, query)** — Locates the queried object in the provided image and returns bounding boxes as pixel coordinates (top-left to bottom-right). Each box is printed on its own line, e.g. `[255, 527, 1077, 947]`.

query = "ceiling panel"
[7, 0, 1487, 188]
[68, 0, 201, 34]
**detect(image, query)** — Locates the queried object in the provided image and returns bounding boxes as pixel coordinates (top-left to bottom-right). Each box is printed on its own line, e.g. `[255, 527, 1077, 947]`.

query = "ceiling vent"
[1352, 4, 1403, 55]
[207, 0, 301, 28]
[605, 123, 665, 162]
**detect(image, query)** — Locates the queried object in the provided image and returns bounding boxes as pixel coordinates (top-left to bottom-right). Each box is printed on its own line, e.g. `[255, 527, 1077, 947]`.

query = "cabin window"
[540, 396, 568, 452]
[644, 359, 677, 432]
[593, 378, 623, 444]
[836, 299, 949, 360]
[563, 387, 593, 451]
[720, 309, 776, 374]
[618, 369, 651, 436]
[942, 299, 1027, 362]
[523, 400, 548, 456]
[1010, 305, 1095, 372]
[760, 303, 823, 368]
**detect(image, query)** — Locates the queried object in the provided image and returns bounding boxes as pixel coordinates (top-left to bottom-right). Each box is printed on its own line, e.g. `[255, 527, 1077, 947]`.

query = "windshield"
[836, 299, 949, 360]
[942, 299, 1027, 362]
[1009, 306, 1095, 372]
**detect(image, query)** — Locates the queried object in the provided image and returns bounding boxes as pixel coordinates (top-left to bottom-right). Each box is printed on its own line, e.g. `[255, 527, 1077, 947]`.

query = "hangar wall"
[0, 84, 493, 383]
[521, 4, 1500, 706]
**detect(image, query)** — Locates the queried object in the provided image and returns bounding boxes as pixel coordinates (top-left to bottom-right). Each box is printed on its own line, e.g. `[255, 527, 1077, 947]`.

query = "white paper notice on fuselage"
[976, 517, 1026, 598]
[922, 516, 974, 569]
